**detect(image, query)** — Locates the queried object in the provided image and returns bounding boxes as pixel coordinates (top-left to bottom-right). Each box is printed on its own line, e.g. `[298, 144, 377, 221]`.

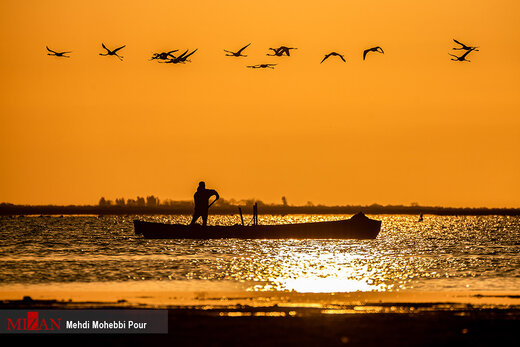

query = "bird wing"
[167, 50, 178, 54]
[363, 49, 368, 60]
[460, 49, 474, 59]
[180, 49, 197, 61]
[185, 49, 198, 58]
[339, 54, 346, 62]
[237, 43, 251, 54]
[101, 43, 109, 51]
[113, 45, 126, 53]
[320, 54, 330, 63]
[176, 49, 189, 59]
[453, 39, 463, 46]
[377, 46, 384, 54]
[46, 46, 57, 54]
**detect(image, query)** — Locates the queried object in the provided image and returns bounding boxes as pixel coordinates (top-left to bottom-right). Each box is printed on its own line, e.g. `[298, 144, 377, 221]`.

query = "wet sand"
[1, 289, 519, 346]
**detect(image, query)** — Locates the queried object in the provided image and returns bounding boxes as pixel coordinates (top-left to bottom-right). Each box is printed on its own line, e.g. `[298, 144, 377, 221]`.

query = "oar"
[208, 198, 218, 209]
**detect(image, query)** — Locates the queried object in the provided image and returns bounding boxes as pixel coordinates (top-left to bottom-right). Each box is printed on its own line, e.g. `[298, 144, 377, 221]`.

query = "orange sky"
[1, 0, 519, 207]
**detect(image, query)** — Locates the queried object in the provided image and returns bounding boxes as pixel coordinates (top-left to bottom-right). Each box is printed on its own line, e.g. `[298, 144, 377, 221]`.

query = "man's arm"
[207, 190, 219, 209]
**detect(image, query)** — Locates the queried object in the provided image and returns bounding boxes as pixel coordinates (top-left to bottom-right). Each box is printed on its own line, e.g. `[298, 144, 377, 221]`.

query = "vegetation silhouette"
[1, 199, 519, 216]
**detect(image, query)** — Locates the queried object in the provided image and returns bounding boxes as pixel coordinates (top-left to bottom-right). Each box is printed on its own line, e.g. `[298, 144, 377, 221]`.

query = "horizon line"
[1, 201, 519, 211]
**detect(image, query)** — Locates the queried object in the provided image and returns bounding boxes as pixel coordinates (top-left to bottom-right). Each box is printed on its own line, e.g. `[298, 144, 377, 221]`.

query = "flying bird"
[267, 47, 285, 56]
[247, 63, 277, 69]
[176, 49, 197, 63]
[453, 39, 479, 51]
[321, 52, 346, 63]
[449, 47, 476, 62]
[150, 50, 179, 61]
[160, 49, 198, 64]
[267, 46, 297, 56]
[167, 49, 189, 63]
[99, 43, 126, 61]
[224, 43, 251, 57]
[46, 46, 71, 58]
[363, 46, 384, 60]
[277, 46, 297, 56]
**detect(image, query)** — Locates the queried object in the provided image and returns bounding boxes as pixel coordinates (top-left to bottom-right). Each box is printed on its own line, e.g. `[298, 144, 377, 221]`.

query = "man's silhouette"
[190, 181, 219, 226]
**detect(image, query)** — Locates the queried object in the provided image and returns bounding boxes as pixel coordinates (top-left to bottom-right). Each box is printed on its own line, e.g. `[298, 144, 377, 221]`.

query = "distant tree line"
[99, 196, 161, 208]
[0, 198, 519, 216]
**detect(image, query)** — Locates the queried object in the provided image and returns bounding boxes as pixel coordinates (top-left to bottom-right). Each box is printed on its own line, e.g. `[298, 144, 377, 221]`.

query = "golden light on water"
[263, 277, 385, 293]
[237, 240, 396, 292]
[2, 215, 517, 296]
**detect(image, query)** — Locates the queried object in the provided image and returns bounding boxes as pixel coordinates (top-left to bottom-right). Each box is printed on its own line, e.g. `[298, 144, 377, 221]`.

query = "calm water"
[0, 215, 519, 293]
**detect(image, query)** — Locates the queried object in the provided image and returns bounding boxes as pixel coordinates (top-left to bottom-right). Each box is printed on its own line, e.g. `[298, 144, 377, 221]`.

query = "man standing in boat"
[190, 181, 219, 226]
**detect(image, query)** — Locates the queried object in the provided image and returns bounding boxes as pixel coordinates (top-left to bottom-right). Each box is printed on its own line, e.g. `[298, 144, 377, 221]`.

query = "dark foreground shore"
[2, 298, 519, 347]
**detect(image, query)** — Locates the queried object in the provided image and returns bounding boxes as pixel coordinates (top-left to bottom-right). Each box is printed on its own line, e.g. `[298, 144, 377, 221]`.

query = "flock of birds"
[448, 39, 479, 62]
[45, 39, 478, 68]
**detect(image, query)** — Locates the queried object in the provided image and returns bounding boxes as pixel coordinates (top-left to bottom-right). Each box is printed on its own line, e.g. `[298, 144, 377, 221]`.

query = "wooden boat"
[134, 212, 381, 239]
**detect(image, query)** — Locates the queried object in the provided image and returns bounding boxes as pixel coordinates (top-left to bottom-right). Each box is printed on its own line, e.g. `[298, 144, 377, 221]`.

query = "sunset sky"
[1, 0, 519, 207]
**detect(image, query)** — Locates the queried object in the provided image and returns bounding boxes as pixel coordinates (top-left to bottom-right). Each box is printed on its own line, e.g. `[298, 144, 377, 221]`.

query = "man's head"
[198, 181, 206, 190]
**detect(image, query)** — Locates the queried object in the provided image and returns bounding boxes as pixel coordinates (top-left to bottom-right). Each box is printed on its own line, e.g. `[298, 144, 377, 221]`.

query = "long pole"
[239, 207, 244, 226]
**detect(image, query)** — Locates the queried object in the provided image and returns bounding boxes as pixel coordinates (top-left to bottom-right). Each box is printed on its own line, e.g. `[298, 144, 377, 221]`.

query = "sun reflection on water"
[1, 214, 519, 293]
[241, 247, 394, 292]
[258, 277, 386, 292]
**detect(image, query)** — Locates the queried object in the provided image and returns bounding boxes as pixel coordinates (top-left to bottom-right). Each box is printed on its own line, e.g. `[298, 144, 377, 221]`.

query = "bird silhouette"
[150, 50, 179, 61]
[453, 39, 479, 51]
[247, 63, 277, 69]
[267, 46, 297, 56]
[46, 46, 71, 58]
[224, 43, 251, 57]
[449, 47, 475, 62]
[177, 49, 197, 63]
[363, 46, 384, 60]
[99, 43, 126, 61]
[321, 52, 346, 63]
[160, 49, 198, 64]
[266, 47, 285, 56]
[278, 46, 297, 56]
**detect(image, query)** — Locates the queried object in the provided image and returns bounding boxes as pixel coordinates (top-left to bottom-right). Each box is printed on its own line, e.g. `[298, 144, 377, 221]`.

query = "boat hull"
[134, 213, 381, 239]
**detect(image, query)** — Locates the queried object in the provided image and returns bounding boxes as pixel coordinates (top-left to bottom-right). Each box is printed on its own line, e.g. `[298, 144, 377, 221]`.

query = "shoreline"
[2, 205, 520, 216]
[2, 288, 520, 310]
[3, 288, 519, 345]
[2, 290, 519, 346]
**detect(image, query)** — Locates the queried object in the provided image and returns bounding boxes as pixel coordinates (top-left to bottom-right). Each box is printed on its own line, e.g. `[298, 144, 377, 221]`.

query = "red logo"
[7, 312, 61, 331]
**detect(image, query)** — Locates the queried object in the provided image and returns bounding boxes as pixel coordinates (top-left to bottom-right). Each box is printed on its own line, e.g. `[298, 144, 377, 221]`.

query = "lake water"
[1, 215, 519, 293]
